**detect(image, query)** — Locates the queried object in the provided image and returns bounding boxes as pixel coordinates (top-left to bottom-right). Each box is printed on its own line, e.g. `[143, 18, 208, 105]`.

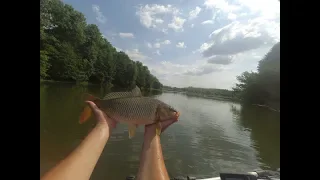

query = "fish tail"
[79, 105, 92, 124]
[156, 121, 162, 136]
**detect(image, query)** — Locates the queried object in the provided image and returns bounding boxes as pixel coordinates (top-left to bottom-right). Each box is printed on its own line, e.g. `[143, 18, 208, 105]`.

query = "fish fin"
[128, 124, 137, 139]
[79, 105, 92, 124]
[156, 121, 162, 136]
[131, 85, 142, 97]
[103, 86, 142, 100]
[82, 93, 97, 101]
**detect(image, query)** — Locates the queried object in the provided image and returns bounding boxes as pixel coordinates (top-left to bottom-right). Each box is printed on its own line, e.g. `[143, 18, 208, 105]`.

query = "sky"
[63, 0, 280, 90]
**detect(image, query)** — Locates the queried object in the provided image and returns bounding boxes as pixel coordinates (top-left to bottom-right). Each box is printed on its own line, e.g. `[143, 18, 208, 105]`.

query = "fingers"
[85, 101, 115, 127]
[86, 101, 99, 111]
[161, 119, 178, 133]
[86, 101, 105, 119]
[145, 119, 178, 134]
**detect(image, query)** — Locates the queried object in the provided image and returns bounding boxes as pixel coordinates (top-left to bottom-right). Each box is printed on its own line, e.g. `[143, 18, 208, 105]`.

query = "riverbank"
[186, 92, 239, 102]
[162, 89, 239, 102]
[40, 79, 162, 93]
[40, 79, 95, 85]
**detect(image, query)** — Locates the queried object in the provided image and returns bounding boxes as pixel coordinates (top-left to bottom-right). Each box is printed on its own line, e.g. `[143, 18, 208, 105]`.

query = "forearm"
[41, 123, 110, 180]
[136, 127, 170, 180]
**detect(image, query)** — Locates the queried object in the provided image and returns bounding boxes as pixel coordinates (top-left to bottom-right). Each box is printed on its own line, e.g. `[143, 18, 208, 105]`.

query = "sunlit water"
[40, 83, 280, 179]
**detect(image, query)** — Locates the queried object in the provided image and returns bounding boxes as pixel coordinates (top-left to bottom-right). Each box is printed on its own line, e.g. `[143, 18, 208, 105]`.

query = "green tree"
[39, 0, 162, 90]
[233, 42, 280, 109]
[135, 61, 146, 88]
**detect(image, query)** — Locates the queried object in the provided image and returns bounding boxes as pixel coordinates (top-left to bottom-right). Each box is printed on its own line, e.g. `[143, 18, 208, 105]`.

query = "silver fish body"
[98, 97, 173, 125]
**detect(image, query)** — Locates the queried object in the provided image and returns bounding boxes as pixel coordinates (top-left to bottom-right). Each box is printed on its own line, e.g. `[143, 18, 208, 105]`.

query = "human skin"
[41, 101, 177, 180]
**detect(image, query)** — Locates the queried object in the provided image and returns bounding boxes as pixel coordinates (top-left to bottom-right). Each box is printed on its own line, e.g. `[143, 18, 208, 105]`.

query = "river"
[40, 83, 280, 179]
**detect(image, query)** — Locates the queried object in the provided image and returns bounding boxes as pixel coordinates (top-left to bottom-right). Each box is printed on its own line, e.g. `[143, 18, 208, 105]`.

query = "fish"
[79, 86, 180, 138]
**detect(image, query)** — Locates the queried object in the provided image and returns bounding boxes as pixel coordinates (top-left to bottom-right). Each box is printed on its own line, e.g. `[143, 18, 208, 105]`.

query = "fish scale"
[101, 97, 161, 124]
[79, 86, 180, 138]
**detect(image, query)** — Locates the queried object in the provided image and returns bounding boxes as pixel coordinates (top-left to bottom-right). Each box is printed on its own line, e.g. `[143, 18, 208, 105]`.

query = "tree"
[39, 0, 163, 90]
[233, 42, 280, 109]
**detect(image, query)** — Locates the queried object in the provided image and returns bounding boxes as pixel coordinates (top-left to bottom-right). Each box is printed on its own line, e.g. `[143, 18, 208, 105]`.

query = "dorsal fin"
[103, 86, 142, 100]
[131, 85, 142, 96]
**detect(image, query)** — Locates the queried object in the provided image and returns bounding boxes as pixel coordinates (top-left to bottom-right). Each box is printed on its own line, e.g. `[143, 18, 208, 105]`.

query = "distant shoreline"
[162, 89, 239, 102]
[40, 79, 95, 86]
[40, 79, 162, 92]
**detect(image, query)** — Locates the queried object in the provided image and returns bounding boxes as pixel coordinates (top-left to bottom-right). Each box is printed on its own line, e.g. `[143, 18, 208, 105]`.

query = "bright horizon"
[63, 0, 280, 90]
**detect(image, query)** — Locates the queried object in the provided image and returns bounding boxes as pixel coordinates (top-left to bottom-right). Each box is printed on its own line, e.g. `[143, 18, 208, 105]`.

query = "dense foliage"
[233, 42, 280, 110]
[40, 0, 162, 90]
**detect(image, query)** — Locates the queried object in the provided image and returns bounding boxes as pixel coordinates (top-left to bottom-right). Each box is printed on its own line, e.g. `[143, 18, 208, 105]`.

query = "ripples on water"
[40, 84, 280, 179]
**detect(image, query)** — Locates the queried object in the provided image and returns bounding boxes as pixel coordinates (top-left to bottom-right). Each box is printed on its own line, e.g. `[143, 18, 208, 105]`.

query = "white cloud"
[201, 17, 279, 57]
[189, 6, 202, 20]
[237, 0, 280, 20]
[162, 40, 171, 45]
[227, 13, 237, 20]
[207, 55, 234, 65]
[118, 0, 279, 89]
[198, 43, 212, 53]
[150, 51, 266, 89]
[125, 49, 150, 62]
[119, 32, 135, 38]
[147, 40, 171, 49]
[176, 42, 186, 48]
[204, 0, 240, 12]
[92, 5, 107, 24]
[162, 28, 169, 34]
[201, 20, 214, 25]
[115, 46, 122, 52]
[203, 0, 280, 23]
[151, 60, 227, 84]
[168, 16, 186, 32]
[146, 42, 152, 48]
[136, 4, 179, 30]
[183, 64, 224, 76]
[154, 50, 161, 55]
[154, 42, 161, 48]
[196, 0, 280, 58]
[155, 18, 164, 24]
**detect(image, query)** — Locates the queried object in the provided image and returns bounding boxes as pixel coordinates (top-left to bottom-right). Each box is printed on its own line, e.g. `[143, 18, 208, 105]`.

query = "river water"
[40, 83, 280, 179]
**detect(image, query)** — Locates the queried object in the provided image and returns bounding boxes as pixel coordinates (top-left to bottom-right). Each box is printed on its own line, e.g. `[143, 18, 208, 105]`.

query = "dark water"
[40, 83, 280, 179]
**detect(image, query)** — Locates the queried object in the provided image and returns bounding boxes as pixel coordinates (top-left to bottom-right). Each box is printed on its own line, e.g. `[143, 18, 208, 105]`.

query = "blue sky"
[63, 0, 280, 89]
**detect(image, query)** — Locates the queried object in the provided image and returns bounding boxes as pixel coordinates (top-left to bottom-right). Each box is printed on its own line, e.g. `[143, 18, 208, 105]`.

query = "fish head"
[157, 103, 180, 122]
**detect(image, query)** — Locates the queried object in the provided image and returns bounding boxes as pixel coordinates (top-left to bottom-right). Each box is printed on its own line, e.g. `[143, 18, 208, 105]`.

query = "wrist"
[95, 122, 111, 138]
[144, 124, 157, 139]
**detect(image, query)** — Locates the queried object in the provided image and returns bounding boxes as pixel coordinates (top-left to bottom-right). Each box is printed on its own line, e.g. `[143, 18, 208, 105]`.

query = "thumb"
[86, 101, 99, 111]
[86, 101, 104, 117]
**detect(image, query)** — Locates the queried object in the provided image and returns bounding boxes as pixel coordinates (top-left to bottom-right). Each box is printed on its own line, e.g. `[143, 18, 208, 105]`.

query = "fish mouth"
[175, 111, 180, 120]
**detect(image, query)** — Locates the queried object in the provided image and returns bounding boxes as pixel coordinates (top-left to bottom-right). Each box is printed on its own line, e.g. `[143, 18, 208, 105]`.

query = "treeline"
[163, 86, 235, 100]
[40, 0, 162, 90]
[233, 42, 280, 110]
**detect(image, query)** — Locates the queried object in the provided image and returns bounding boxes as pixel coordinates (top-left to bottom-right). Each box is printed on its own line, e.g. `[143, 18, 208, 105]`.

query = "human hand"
[86, 101, 117, 130]
[144, 118, 178, 137]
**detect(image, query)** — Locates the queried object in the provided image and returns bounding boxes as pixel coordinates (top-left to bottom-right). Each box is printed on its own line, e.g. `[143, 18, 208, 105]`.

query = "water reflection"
[40, 83, 280, 179]
[230, 104, 280, 170]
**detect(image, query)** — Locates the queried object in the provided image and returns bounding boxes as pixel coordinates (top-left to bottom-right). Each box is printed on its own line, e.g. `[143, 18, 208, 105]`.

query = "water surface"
[40, 83, 280, 179]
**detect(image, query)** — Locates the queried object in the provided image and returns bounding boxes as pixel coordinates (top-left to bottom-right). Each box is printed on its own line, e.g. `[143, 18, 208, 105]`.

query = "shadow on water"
[230, 104, 280, 170]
